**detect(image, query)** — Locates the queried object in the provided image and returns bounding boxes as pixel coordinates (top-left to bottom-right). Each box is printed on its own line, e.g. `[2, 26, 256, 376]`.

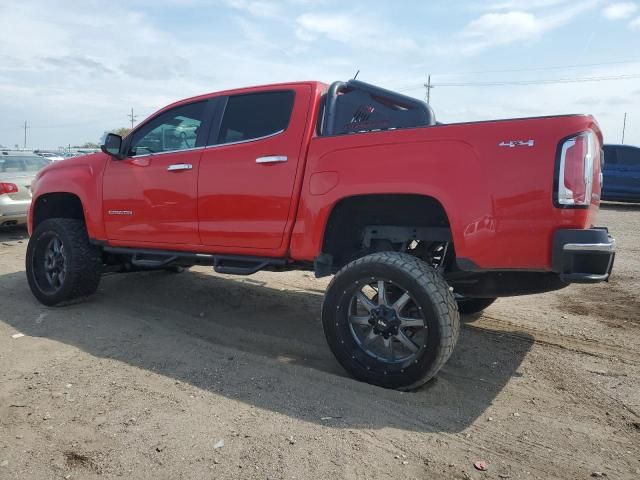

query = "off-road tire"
[322, 252, 460, 390]
[26, 218, 102, 306]
[456, 297, 497, 316]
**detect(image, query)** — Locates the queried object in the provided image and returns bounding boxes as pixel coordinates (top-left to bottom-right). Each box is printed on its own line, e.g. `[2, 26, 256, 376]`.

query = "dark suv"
[602, 144, 640, 202]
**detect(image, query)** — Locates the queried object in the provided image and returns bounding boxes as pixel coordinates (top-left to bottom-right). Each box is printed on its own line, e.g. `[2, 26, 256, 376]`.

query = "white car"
[0, 152, 51, 226]
[37, 152, 65, 162]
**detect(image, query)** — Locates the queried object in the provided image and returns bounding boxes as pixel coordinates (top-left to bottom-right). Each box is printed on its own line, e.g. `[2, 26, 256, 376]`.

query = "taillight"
[0, 182, 19, 195]
[557, 131, 595, 206]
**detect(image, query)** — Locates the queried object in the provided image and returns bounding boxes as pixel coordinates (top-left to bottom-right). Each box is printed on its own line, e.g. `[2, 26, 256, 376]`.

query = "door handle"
[167, 163, 193, 171]
[256, 155, 287, 164]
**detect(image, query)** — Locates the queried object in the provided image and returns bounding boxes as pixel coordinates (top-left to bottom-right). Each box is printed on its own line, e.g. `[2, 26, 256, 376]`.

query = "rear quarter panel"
[291, 115, 601, 271]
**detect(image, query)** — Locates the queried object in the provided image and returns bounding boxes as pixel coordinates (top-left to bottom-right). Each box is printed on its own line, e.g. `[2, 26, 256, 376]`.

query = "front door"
[103, 100, 209, 245]
[198, 86, 311, 250]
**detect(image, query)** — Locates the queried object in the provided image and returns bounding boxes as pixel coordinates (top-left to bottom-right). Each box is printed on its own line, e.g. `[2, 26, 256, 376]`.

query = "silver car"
[0, 152, 51, 227]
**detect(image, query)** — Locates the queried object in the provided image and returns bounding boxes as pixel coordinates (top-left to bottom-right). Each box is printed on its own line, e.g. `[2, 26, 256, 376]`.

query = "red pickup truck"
[25, 80, 615, 389]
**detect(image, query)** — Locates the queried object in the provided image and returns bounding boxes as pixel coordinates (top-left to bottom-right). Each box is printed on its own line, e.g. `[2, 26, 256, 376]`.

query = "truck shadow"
[0, 267, 533, 434]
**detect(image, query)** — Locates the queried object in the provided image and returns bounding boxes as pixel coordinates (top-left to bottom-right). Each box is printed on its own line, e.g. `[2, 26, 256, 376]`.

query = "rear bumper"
[0, 213, 27, 224]
[552, 228, 615, 283]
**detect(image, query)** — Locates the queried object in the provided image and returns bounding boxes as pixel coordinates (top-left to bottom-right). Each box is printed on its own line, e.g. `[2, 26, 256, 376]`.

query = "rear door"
[197, 85, 312, 250]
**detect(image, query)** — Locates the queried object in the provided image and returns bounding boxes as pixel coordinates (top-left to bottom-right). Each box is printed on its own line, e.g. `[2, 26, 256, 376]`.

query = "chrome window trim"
[205, 129, 285, 149]
[129, 146, 205, 159]
[127, 128, 285, 157]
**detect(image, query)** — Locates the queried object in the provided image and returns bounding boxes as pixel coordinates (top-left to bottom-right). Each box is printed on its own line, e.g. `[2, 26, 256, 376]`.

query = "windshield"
[0, 155, 51, 173]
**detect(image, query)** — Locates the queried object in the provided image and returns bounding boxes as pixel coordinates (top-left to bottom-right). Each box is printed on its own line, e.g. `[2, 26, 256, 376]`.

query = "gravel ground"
[0, 204, 639, 480]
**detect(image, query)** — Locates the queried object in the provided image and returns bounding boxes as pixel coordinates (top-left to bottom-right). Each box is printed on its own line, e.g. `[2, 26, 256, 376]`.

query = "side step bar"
[131, 253, 179, 268]
[103, 246, 287, 276]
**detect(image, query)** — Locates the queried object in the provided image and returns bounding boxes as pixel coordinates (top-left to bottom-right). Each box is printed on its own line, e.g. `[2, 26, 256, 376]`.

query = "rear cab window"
[320, 80, 435, 136]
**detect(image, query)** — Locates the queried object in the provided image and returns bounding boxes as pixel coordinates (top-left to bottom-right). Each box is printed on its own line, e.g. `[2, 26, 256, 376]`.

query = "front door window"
[128, 101, 206, 156]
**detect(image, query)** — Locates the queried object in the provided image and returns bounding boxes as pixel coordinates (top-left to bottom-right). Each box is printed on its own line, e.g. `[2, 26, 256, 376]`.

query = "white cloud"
[296, 12, 356, 42]
[630, 15, 640, 26]
[223, 0, 281, 18]
[454, 1, 599, 54]
[602, 2, 638, 19]
[482, 0, 573, 10]
[295, 12, 418, 53]
[464, 11, 545, 45]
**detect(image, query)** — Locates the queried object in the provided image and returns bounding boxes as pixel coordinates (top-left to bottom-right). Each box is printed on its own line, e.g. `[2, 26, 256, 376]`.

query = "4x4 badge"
[499, 140, 535, 148]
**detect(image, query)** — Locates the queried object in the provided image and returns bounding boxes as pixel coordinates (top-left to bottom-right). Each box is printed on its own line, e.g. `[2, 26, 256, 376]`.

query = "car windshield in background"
[0, 155, 50, 173]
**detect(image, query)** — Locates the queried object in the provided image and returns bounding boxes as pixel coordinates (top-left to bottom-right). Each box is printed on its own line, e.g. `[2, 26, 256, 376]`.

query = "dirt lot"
[1, 205, 639, 480]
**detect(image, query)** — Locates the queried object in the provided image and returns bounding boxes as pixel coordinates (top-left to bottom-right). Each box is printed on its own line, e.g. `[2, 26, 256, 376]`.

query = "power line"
[398, 73, 640, 92]
[127, 108, 138, 130]
[430, 59, 640, 77]
[435, 73, 640, 87]
[0, 114, 152, 132]
[424, 74, 433, 104]
[23, 121, 29, 149]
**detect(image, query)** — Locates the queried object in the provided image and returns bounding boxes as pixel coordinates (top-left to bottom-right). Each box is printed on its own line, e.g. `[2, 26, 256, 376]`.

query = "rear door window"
[214, 91, 295, 145]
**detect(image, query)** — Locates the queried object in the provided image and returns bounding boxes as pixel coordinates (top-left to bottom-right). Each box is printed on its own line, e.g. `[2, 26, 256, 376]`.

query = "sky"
[0, 0, 639, 149]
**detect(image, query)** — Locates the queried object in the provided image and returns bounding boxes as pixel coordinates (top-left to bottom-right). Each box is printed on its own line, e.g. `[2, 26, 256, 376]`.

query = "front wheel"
[26, 218, 102, 306]
[322, 252, 459, 390]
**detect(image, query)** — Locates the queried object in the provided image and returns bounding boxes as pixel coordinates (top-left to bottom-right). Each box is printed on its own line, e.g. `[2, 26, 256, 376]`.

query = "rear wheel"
[26, 218, 102, 306]
[322, 252, 459, 390]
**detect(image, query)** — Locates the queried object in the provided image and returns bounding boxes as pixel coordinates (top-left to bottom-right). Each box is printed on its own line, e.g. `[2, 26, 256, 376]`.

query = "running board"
[213, 257, 273, 275]
[102, 245, 286, 276]
[131, 253, 179, 268]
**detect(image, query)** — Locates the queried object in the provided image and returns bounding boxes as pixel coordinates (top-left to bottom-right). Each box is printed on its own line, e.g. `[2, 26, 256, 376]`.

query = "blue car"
[602, 144, 640, 203]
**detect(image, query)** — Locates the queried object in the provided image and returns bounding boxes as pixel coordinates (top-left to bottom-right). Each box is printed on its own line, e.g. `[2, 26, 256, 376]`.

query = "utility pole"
[622, 112, 627, 144]
[23, 121, 29, 150]
[424, 74, 434, 104]
[127, 108, 138, 130]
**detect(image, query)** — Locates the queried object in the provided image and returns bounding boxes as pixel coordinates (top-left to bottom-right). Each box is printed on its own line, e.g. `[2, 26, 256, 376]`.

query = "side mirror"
[100, 133, 123, 158]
